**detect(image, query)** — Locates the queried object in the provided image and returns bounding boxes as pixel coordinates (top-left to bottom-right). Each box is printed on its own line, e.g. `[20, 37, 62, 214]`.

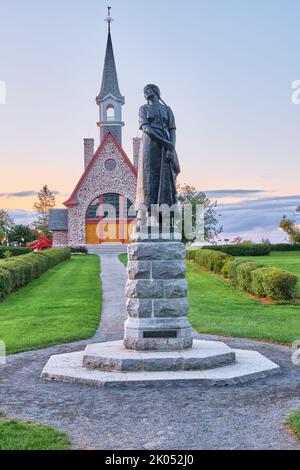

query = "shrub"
[39, 248, 71, 267]
[0, 267, 13, 299]
[223, 259, 247, 285]
[70, 246, 88, 255]
[186, 249, 197, 261]
[269, 244, 300, 252]
[0, 260, 27, 289]
[251, 267, 298, 301]
[11, 253, 49, 279]
[236, 262, 264, 293]
[203, 244, 271, 256]
[190, 248, 232, 274]
[0, 247, 33, 259]
[0, 248, 71, 301]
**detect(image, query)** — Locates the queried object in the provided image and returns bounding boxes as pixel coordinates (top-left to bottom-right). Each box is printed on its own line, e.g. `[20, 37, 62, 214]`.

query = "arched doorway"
[85, 193, 135, 244]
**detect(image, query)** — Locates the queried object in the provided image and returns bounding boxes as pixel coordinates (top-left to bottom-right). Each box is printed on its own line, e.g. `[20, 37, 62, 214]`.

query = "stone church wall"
[68, 134, 137, 246]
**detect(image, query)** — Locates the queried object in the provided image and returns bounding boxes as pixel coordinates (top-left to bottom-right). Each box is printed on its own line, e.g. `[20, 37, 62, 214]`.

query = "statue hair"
[144, 84, 168, 106]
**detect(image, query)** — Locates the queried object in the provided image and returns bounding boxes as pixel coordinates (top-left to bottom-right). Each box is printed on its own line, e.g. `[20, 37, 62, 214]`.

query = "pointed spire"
[97, 7, 123, 102]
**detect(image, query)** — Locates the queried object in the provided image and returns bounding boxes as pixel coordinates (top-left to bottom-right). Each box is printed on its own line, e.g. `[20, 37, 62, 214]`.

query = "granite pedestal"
[124, 242, 193, 351]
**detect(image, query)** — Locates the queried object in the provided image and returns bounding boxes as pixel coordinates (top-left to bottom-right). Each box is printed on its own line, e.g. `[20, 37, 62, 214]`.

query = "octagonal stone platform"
[82, 340, 236, 372]
[41, 339, 280, 388]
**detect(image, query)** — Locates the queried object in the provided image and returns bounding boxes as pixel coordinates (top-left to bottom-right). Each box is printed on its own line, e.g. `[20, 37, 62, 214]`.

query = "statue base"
[123, 241, 193, 351]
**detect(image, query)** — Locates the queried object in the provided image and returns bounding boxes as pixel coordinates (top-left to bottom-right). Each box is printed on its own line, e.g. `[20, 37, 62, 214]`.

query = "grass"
[287, 410, 300, 440]
[0, 255, 101, 354]
[236, 252, 300, 297]
[119, 253, 127, 267]
[118, 251, 300, 344]
[188, 252, 300, 344]
[0, 413, 70, 450]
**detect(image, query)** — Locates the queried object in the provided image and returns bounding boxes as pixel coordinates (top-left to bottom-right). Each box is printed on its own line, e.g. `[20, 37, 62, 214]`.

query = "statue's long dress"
[136, 103, 179, 212]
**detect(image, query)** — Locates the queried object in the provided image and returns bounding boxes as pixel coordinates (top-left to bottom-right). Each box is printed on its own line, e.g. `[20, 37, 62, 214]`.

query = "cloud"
[0, 190, 60, 199]
[218, 194, 300, 242]
[205, 189, 266, 199]
[6, 209, 36, 226]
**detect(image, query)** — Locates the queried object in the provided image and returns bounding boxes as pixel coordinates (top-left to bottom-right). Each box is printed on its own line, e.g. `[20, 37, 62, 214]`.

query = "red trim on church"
[63, 132, 137, 208]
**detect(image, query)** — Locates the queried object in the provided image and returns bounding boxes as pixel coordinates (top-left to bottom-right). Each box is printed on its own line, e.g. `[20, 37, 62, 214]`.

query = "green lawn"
[0, 255, 101, 354]
[188, 251, 300, 344]
[118, 251, 300, 344]
[236, 252, 300, 296]
[287, 410, 300, 440]
[0, 413, 70, 450]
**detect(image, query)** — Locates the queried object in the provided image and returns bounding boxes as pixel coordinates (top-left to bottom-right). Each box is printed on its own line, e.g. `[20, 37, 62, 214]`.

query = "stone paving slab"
[41, 345, 279, 388]
[82, 339, 235, 371]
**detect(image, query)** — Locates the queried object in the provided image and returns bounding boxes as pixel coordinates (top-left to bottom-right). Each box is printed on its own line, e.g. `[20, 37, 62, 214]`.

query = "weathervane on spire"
[105, 6, 114, 33]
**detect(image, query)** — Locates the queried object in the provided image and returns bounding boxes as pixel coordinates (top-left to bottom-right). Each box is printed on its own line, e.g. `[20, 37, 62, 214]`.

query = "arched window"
[102, 193, 120, 219]
[107, 105, 115, 121]
[86, 197, 100, 220]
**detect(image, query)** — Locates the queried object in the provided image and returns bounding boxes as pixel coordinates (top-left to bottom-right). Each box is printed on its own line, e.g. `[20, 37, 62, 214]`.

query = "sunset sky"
[1, 0, 300, 242]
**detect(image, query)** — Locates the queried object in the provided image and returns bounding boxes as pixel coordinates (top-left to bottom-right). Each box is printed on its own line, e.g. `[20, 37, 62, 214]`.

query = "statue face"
[144, 86, 156, 101]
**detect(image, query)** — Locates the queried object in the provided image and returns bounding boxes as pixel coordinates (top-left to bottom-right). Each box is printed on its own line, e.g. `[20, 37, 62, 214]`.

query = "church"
[49, 11, 139, 247]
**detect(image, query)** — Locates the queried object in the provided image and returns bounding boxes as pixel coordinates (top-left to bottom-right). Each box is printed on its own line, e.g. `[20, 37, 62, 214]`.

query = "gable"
[64, 132, 137, 207]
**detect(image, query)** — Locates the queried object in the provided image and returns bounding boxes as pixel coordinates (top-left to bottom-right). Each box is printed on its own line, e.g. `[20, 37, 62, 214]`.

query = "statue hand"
[165, 150, 174, 162]
[164, 140, 175, 152]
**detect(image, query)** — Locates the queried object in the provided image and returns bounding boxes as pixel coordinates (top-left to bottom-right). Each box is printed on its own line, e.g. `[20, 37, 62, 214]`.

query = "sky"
[0, 0, 300, 242]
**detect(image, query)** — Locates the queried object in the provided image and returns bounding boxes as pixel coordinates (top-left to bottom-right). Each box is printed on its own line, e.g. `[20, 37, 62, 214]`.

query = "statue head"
[144, 84, 161, 101]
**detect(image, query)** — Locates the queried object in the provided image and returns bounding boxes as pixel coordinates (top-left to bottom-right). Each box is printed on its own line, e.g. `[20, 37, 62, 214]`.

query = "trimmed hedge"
[0, 248, 71, 300]
[203, 244, 271, 256]
[188, 248, 298, 301]
[251, 267, 297, 301]
[0, 246, 33, 259]
[0, 268, 13, 300]
[38, 248, 71, 267]
[269, 244, 300, 252]
[222, 258, 246, 284]
[187, 249, 233, 274]
[236, 262, 264, 293]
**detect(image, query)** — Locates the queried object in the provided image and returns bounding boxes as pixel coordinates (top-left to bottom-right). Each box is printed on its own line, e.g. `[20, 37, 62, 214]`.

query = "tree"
[0, 226, 4, 244]
[280, 214, 300, 244]
[33, 185, 56, 236]
[231, 236, 254, 245]
[177, 184, 223, 243]
[0, 209, 14, 233]
[8, 224, 38, 246]
[261, 237, 271, 244]
[232, 236, 243, 245]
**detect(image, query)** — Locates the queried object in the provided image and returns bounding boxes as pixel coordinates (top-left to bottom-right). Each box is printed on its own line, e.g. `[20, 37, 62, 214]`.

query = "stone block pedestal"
[124, 242, 193, 351]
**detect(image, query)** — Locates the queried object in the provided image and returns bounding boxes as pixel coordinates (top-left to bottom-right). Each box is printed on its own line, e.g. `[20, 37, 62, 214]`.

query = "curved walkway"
[1, 254, 300, 449]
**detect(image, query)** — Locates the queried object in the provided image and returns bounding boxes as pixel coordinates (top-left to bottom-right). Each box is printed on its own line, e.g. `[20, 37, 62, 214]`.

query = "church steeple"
[96, 7, 125, 145]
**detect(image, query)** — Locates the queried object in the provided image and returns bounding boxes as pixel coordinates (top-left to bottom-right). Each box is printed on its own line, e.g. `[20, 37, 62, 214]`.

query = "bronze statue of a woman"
[135, 84, 180, 213]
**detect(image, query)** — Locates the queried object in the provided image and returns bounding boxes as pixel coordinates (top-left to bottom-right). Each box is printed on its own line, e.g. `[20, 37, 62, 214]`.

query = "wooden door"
[86, 224, 99, 244]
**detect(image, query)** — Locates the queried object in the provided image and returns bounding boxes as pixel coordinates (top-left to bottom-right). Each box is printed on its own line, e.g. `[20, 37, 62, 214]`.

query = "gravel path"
[1, 253, 300, 450]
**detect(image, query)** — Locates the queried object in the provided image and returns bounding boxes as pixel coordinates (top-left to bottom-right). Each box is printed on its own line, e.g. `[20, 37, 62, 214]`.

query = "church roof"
[97, 31, 124, 103]
[49, 209, 68, 231]
[64, 132, 137, 208]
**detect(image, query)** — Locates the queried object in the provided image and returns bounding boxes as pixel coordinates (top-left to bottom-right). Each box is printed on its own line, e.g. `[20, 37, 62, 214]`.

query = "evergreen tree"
[33, 185, 55, 236]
